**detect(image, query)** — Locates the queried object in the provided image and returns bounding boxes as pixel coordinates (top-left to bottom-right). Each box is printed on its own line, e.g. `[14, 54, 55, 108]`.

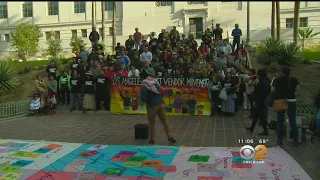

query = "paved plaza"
[0, 110, 319, 179]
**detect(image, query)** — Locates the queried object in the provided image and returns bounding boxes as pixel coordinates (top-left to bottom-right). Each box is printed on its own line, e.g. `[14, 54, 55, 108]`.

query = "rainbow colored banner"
[110, 77, 211, 116]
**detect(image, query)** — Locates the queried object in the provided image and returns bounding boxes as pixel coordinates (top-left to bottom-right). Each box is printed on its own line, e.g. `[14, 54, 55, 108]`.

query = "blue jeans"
[134, 42, 141, 50]
[71, 93, 82, 109]
[276, 102, 298, 144]
[232, 40, 240, 54]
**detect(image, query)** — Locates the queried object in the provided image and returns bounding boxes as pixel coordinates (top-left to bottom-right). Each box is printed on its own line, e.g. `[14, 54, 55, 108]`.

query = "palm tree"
[101, 2, 105, 42]
[276, 2, 280, 40]
[298, 27, 320, 49]
[293, 2, 300, 43]
[271, 1, 275, 38]
[246, 1, 250, 47]
[112, 1, 116, 54]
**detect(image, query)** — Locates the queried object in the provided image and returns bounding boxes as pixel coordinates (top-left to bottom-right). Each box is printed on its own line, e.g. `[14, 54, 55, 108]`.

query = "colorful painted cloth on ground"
[0, 139, 312, 180]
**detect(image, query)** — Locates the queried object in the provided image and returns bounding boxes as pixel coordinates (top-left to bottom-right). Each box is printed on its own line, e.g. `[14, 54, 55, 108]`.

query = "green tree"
[10, 23, 42, 61]
[46, 31, 63, 58]
[70, 35, 86, 52]
[298, 27, 320, 49]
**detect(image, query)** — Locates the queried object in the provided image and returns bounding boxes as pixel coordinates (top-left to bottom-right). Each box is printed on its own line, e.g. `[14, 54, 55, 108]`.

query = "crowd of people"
[33, 23, 252, 115]
[32, 23, 320, 146]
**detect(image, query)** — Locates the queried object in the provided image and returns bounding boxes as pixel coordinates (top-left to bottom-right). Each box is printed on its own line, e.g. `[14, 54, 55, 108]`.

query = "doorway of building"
[189, 17, 203, 39]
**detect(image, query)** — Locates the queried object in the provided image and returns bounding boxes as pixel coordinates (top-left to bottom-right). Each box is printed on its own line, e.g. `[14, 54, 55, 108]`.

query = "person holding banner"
[139, 67, 176, 144]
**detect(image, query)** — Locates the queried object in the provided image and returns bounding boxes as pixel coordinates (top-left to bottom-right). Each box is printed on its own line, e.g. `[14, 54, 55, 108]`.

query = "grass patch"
[9, 60, 48, 70]
[302, 51, 320, 62]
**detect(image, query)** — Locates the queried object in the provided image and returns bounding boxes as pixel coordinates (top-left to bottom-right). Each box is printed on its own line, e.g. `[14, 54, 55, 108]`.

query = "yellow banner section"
[110, 77, 211, 116]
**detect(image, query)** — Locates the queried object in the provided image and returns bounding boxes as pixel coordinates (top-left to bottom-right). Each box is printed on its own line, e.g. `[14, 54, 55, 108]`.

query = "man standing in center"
[139, 67, 176, 144]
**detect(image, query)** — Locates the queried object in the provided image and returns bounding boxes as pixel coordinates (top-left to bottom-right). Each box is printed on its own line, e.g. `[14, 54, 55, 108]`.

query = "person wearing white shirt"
[220, 39, 232, 56]
[128, 66, 140, 77]
[140, 46, 153, 63]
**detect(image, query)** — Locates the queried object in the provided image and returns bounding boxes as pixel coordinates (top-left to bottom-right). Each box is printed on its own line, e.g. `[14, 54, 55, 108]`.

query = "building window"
[286, 17, 308, 28]
[285, 18, 293, 28]
[187, 1, 205, 4]
[108, 27, 113, 36]
[105, 1, 113, 11]
[48, 2, 59, 16]
[155, 1, 172, 7]
[300, 17, 308, 27]
[0, 2, 8, 19]
[22, 2, 33, 17]
[54, 31, 60, 39]
[81, 29, 87, 38]
[45, 32, 52, 40]
[74, 2, 86, 14]
[4, 34, 10, 42]
[71, 30, 77, 37]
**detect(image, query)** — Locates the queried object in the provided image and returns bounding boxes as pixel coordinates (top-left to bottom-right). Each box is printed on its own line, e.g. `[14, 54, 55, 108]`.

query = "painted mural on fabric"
[0, 139, 312, 180]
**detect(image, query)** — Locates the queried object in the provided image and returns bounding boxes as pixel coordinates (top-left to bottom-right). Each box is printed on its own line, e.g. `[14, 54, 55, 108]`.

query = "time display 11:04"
[238, 139, 254, 144]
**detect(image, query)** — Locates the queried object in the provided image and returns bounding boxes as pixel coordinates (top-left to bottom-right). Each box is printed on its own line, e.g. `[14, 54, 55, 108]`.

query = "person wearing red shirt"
[199, 42, 209, 58]
[234, 44, 248, 61]
[133, 27, 142, 50]
[117, 65, 128, 77]
[106, 66, 116, 80]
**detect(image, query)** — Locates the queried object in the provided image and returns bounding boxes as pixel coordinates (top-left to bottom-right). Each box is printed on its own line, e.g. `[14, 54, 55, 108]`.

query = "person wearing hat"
[82, 71, 96, 113]
[139, 67, 176, 144]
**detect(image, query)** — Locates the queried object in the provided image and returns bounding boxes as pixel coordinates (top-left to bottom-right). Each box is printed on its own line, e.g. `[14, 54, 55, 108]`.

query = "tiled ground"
[0, 110, 319, 179]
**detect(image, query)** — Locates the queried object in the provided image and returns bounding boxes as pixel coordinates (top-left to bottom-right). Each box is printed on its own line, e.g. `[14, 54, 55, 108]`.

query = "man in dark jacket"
[245, 68, 271, 135]
[89, 27, 100, 47]
[95, 69, 111, 111]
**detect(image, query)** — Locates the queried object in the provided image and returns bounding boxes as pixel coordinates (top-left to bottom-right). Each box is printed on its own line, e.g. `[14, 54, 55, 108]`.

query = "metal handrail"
[0, 99, 30, 118]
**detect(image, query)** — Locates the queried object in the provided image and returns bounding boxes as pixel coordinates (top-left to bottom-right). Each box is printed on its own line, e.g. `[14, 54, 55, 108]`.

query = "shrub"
[269, 62, 280, 73]
[46, 34, 63, 58]
[23, 66, 32, 73]
[256, 38, 302, 66]
[70, 36, 86, 52]
[0, 62, 20, 96]
[298, 84, 320, 106]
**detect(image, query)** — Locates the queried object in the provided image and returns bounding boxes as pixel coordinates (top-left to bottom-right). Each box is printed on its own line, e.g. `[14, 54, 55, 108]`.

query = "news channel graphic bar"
[237, 138, 270, 144]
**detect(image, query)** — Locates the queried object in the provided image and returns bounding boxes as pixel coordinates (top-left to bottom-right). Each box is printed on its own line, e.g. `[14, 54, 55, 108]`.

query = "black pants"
[95, 93, 110, 111]
[250, 106, 268, 132]
[277, 102, 298, 144]
[248, 93, 254, 116]
[60, 88, 70, 104]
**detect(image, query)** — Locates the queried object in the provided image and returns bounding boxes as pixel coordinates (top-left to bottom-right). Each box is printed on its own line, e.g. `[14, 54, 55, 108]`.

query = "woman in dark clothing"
[245, 68, 271, 135]
[139, 67, 176, 144]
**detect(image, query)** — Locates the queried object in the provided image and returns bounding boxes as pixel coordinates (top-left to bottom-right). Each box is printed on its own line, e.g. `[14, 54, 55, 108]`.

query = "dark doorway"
[189, 17, 203, 39]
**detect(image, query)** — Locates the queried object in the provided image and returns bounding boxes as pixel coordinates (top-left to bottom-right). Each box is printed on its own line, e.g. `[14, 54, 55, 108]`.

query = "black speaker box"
[135, 124, 149, 139]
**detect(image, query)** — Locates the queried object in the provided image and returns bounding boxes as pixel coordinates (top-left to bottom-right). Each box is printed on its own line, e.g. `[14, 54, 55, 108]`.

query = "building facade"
[0, 1, 319, 57]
